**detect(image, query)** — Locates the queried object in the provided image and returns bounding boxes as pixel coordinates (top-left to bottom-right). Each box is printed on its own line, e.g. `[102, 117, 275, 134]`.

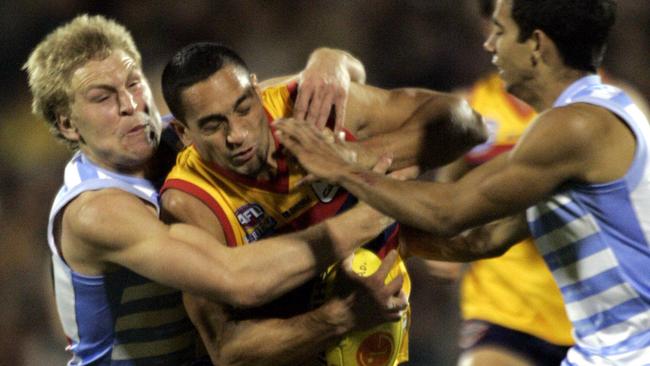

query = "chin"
[504, 82, 522, 98]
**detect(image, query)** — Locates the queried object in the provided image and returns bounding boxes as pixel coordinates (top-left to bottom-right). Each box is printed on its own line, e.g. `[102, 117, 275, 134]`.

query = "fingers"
[372, 154, 394, 174]
[315, 90, 335, 129]
[333, 92, 347, 134]
[294, 76, 346, 131]
[384, 290, 409, 321]
[293, 88, 310, 121]
[384, 273, 404, 299]
[372, 250, 399, 284]
[306, 89, 324, 126]
[389, 165, 421, 181]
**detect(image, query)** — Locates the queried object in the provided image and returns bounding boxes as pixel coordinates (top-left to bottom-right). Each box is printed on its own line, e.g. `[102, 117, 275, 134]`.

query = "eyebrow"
[196, 87, 254, 128]
[81, 67, 141, 95]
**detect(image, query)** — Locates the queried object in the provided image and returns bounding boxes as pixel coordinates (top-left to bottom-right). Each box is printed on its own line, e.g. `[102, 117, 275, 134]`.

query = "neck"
[524, 68, 591, 112]
[80, 148, 148, 179]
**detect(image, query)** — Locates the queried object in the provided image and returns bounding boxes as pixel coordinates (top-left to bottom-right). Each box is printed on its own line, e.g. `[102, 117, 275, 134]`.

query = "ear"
[57, 113, 81, 142]
[171, 119, 192, 147]
[531, 29, 556, 67]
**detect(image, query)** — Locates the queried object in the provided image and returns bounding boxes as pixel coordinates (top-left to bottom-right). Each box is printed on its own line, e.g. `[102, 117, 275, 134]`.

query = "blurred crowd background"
[1, 1, 648, 364]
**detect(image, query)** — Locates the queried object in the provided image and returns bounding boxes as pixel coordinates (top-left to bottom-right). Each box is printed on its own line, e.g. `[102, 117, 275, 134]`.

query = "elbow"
[227, 287, 265, 309]
[449, 96, 488, 147]
[416, 95, 488, 168]
[216, 269, 266, 309]
[226, 275, 269, 309]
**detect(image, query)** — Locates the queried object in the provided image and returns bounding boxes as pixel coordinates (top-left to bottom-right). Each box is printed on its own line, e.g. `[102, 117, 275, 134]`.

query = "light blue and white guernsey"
[47, 151, 196, 366]
[527, 75, 650, 365]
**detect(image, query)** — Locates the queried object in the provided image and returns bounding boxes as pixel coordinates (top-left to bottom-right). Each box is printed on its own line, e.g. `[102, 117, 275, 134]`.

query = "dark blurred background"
[1, 1, 648, 364]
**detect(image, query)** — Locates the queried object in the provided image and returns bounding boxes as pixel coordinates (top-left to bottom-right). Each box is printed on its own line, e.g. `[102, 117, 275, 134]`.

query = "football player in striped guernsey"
[276, 1, 650, 365]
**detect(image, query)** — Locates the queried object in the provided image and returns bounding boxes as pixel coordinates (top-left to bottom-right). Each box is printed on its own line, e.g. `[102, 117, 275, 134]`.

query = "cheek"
[201, 137, 228, 160]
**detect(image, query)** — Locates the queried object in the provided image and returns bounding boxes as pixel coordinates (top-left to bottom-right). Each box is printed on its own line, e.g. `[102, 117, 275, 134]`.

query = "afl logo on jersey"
[236, 203, 265, 226]
[236, 203, 277, 242]
[311, 181, 339, 203]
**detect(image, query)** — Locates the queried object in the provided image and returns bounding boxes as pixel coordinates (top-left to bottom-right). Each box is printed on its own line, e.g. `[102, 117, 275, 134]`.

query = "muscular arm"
[186, 296, 365, 366]
[60, 186, 391, 308]
[275, 83, 486, 175]
[352, 89, 487, 170]
[162, 189, 401, 366]
[400, 213, 530, 262]
[279, 104, 635, 250]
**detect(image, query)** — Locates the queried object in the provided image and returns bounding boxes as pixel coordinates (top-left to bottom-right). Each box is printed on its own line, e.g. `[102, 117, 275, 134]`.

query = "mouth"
[127, 124, 146, 135]
[491, 56, 504, 74]
[231, 146, 256, 165]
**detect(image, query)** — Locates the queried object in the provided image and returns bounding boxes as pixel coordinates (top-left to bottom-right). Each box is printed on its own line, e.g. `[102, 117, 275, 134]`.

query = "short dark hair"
[162, 42, 249, 123]
[511, 0, 617, 72]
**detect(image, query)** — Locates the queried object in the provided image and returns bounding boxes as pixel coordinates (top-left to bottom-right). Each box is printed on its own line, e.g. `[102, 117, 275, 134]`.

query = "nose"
[226, 118, 249, 145]
[483, 33, 496, 53]
[118, 90, 137, 116]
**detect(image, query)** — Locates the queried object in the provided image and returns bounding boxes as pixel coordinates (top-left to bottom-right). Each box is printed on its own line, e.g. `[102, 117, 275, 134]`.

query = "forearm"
[213, 300, 352, 366]
[229, 202, 393, 307]
[308, 47, 366, 84]
[401, 214, 529, 261]
[335, 170, 458, 235]
[355, 95, 487, 171]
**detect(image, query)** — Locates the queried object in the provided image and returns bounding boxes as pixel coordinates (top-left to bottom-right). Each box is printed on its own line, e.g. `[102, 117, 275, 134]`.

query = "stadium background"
[1, 1, 648, 364]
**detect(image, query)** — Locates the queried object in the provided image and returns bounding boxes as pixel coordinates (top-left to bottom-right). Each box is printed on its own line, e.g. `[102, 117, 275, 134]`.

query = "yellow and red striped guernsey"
[460, 73, 573, 346]
[162, 82, 411, 365]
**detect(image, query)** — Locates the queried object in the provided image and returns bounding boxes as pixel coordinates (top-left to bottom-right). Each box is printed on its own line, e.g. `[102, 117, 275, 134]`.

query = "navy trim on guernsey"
[47, 151, 198, 365]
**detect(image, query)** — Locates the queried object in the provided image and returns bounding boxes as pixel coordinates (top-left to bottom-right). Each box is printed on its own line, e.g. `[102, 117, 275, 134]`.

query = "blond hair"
[23, 14, 142, 149]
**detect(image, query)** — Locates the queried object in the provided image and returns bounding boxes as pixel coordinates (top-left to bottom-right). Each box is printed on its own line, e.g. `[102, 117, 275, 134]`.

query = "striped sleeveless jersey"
[527, 75, 650, 365]
[47, 151, 196, 365]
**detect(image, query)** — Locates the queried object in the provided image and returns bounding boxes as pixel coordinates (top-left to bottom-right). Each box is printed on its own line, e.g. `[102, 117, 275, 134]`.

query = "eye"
[90, 93, 110, 103]
[236, 106, 251, 116]
[201, 121, 225, 135]
[128, 79, 142, 89]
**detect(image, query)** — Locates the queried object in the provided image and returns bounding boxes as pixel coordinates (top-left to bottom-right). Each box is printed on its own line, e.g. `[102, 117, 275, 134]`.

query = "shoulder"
[513, 103, 620, 177]
[161, 188, 206, 218]
[161, 188, 225, 241]
[523, 104, 608, 151]
[64, 188, 160, 250]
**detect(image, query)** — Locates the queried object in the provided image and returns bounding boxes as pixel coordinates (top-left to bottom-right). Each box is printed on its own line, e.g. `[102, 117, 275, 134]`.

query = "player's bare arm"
[182, 253, 405, 366]
[60, 186, 393, 308]
[278, 103, 634, 239]
[275, 83, 486, 175]
[399, 213, 530, 262]
[162, 188, 405, 366]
